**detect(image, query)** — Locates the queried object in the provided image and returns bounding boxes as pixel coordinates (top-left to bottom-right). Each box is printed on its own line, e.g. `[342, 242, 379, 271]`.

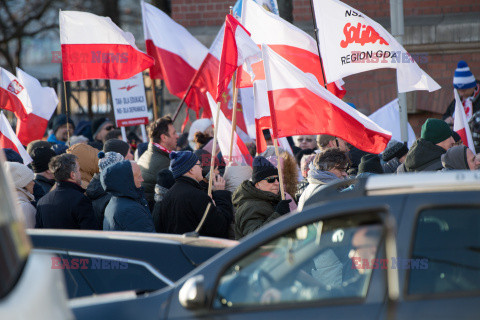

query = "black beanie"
[92, 117, 113, 140]
[52, 115, 75, 134]
[358, 154, 384, 174]
[156, 168, 176, 189]
[30, 147, 57, 173]
[103, 139, 129, 158]
[382, 141, 409, 162]
[252, 156, 278, 185]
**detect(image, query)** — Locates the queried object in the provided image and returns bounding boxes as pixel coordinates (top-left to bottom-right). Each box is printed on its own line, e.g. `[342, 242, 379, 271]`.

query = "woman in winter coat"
[4, 162, 36, 228]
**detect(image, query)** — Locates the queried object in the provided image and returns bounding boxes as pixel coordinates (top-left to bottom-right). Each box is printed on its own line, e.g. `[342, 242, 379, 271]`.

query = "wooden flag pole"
[207, 101, 221, 197]
[273, 137, 285, 200]
[228, 70, 239, 163]
[151, 78, 159, 121]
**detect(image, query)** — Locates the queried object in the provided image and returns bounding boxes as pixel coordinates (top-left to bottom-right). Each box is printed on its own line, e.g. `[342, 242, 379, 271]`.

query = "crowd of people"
[2, 60, 479, 240]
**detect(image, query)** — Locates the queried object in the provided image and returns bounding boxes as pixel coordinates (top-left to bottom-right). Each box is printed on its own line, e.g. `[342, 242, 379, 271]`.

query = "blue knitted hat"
[453, 60, 476, 89]
[169, 151, 199, 179]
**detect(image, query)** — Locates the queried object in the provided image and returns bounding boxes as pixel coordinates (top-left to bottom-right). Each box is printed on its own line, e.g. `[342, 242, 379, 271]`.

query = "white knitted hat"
[4, 162, 34, 188]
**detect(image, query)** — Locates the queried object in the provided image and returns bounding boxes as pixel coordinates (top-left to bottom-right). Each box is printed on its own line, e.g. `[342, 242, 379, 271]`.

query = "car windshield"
[215, 215, 382, 307]
[0, 153, 31, 298]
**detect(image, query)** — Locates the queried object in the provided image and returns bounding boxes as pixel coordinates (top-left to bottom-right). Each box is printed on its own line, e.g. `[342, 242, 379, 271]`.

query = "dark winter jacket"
[35, 181, 98, 230]
[232, 180, 282, 239]
[397, 138, 446, 173]
[137, 143, 171, 208]
[34, 174, 55, 195]
[153, 176, 233, 238]
[383, 158, 402, 173]
[85, 173, 111, 229]
[101, 161, 155, 233]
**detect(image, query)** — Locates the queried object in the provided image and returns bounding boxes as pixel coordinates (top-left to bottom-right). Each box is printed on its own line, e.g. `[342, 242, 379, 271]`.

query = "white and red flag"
[207, 92, 253, 166]
[262, 44, 391, 154]
[60, 10, 154, 81]
[312, 0, 440, 93]
[0, 67, 32, 120]
[0, 112, 32, 165]
[453, 89, 475, 153]
[142, 1, 208, 101]
[216, 14, 261, 101]
[15, 68, 59, 146]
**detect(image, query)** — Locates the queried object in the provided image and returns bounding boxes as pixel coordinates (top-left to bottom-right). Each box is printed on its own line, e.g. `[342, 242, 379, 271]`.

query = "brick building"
[168, 0, 480, 136]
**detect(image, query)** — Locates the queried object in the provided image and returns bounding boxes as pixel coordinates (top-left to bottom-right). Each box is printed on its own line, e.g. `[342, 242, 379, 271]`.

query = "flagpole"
[207, 101, 221, 197]
[62, 80, 71, 146]
[150, 77, 159, 120]
[228, 71, 239, 163]
[273, 137, 285, 200]
[309, 0, 328, 89]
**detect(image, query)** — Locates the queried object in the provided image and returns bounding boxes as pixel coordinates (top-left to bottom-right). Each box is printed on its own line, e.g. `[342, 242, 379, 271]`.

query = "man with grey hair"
[35, 153, 98, 229]
[297, 148, 349, 211]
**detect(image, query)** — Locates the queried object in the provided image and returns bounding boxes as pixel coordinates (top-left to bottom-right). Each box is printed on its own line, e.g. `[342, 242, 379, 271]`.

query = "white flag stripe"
[16, 68, 58, 120]
[0, 68, 33, 114]
[142, 2, 207, 70]
[453, 89, 475, 153]
[60, 11, 138, 47]
[262, 44, 391, 136]
[0, 112, 32, 165]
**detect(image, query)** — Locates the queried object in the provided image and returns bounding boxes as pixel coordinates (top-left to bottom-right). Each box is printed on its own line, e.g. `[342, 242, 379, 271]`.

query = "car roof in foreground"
[27, 229, 238, 249]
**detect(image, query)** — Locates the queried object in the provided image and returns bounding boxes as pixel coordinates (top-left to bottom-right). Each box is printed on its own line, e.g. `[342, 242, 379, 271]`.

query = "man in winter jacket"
[233, 156, 292, 239]
[102, 160, 155, 232]
[397, 118, 455, 173]
[138, 116, 179, 209]
[297, 148, 349, 211]
[35, 153, 98, 229]
[153, 151, 233, 238]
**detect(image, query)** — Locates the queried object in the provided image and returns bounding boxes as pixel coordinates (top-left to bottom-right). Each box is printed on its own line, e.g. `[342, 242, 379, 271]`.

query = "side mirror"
[179, 275, 206, 310]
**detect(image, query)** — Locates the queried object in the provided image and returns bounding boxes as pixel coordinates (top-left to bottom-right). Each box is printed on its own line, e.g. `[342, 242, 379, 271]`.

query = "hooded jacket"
[397, 138, 446, 173]
[232, 180, 282, 239]
[297, 170, 340, 212]
[137, 143, 171, 208]
[16, 188, 36, 228]
[101, 161, 155, 233]
[85, 173, 111, 229]
[153, 176, 233, 238]
[67, 143, 100, 189]
[441, 145, 469, 170]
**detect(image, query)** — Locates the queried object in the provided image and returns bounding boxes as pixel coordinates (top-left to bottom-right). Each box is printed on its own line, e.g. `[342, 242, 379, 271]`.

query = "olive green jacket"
[137, 143, 170, 205]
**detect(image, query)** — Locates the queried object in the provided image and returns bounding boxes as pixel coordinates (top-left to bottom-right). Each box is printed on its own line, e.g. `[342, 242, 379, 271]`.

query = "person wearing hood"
[441, 145, 480, 171]
[382, 140, 409, 173]
[397, 119, 455, 173]
[86, 151, 125, 229]
[233, 156, 292, 239]
[153, 151, 233, 238]
[67, 143, 100, 189]
[4, 162, 36, 228]
[47, 115, 75, 145]
[102, 160, 155, 232]
[297, 148, 349, 211]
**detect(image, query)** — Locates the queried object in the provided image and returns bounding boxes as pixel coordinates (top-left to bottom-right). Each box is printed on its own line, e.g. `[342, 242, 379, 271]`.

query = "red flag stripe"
[16, 113, 49, 146]
[0, 87, 29, 120]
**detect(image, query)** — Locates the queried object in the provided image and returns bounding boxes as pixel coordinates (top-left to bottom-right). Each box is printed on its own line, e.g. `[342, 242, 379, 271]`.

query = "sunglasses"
[264, 176, 280, 183]
[105, 125, 114, 131]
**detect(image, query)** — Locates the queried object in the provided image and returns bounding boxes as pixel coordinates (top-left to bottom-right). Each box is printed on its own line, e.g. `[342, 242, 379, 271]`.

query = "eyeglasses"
[298, 138, 313, 142]
[264, 176, 280, 183]
[105, 125, 114, 131]
[195, 162, 202, 167]
[334, 165, 349, 172]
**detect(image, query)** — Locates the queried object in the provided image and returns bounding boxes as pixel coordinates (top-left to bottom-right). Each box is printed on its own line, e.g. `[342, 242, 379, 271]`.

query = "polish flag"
[453, 89, 475, 153]
[207, 92, 253, 166]
[60, 11, 154, 81]
[312, 0, 440, 93]
[15, 69, 59, 146]
[142, 2, 208, 100]
[216, 14, 261, 101]
[262, 45, 391, 154]
[0, 68, 32, 120]
[240, 0, 345, 98]
[0, 112, 32, 165]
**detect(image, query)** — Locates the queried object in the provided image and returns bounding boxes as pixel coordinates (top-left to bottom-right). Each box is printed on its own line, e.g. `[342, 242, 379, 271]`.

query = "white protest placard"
[110, 73, 149, 127]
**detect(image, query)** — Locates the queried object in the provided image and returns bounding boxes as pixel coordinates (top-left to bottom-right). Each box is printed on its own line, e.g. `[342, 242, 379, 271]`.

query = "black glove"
[274, 199, 292, 216]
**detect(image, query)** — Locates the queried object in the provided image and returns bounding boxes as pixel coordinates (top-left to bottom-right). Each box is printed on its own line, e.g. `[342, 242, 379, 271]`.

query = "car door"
[168, 204, 396, 320]
[396, 191, 480, 319]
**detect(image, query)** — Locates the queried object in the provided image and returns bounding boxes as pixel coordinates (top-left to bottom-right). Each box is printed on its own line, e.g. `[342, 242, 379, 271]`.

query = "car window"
[214, 217, 383, 308]
[408, 207, 480, 295]
[67, 255, 170, 296]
